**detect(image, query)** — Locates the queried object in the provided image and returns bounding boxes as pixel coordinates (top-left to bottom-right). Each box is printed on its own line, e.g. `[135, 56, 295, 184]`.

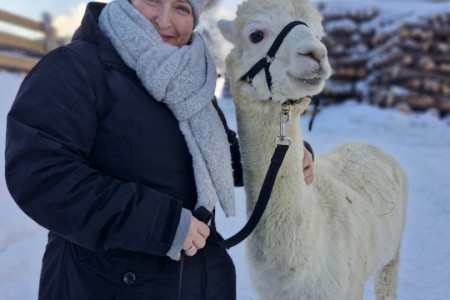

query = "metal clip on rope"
[274, 103, 292, 146]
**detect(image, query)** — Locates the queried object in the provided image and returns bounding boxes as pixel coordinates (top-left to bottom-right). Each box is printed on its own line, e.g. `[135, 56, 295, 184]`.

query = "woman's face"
[130, 0, 195, 47]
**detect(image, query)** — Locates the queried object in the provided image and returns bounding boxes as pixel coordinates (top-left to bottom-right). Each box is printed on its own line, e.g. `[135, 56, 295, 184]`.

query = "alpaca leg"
[374, 252, 400, 300]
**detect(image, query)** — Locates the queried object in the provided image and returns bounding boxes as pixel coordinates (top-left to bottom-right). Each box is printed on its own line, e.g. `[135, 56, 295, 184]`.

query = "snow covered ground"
[1, 69, 449, 299]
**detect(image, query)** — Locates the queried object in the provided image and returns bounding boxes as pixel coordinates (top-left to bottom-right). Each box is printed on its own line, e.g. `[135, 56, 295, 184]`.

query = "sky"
[0, 0, 243, 37]
[0, 0, 242, 18]
[1, 0, 449, 38]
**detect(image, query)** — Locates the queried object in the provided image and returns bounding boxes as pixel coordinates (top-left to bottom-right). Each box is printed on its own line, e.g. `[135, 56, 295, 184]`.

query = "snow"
[1, 70, 449, 299]
[0, 71, 48, 300]
[324, 19, 358, 35]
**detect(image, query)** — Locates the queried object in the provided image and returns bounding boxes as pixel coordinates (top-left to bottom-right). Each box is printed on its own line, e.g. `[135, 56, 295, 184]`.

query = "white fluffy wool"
[219, 0, 408, 298]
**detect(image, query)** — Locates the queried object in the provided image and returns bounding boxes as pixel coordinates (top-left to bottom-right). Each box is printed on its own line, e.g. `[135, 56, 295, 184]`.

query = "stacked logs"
[317, 3, 450, 117]
[367, 12, 450, 116]
[318, 3, 379, 105]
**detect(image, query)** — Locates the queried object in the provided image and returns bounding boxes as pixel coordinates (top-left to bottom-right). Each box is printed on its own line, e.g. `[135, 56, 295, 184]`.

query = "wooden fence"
[0, 9, 56, 72]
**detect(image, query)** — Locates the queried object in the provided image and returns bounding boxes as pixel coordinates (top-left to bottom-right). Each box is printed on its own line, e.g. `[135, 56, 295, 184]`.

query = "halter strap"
[240, 20, 309, 91]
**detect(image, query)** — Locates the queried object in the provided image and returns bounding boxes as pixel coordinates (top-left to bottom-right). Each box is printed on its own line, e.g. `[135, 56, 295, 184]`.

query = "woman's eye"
[176, 5, 191, 14]
[249, 31, 264, 43]
[144, 0, 158, 5]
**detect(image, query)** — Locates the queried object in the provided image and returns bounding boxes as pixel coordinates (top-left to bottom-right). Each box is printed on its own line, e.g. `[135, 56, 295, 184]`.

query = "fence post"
[0, 9, 59, 71]
[42, 12, 57, 52]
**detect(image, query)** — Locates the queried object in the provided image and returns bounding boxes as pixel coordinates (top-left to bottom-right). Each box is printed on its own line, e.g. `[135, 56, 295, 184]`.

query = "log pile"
[317, 3, 450, 117]
[367, 12, 450, 116]
[318, 3, 379, 105]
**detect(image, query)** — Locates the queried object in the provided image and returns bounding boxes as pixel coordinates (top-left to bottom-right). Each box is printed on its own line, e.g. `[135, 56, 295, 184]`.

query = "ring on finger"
[184, 245, 196, 254]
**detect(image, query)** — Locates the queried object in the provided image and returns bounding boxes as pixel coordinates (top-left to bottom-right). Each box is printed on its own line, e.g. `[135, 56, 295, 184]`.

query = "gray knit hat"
[188, 0, 204, 28]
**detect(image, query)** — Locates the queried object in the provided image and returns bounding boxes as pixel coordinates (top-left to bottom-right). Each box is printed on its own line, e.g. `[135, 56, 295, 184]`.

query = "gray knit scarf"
[99, 0, 235, 216]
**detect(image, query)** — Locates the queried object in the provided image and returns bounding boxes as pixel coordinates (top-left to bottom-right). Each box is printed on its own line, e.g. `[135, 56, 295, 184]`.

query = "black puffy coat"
[5, 2, 240, 299]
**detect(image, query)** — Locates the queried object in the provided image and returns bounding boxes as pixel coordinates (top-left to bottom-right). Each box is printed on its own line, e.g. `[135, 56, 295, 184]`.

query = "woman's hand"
[180, 216, 210, 258]
[303, 146, 314, 185]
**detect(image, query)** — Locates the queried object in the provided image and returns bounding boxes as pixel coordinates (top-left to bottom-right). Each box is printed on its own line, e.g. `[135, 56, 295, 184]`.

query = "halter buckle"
[274, 104, 292, 146]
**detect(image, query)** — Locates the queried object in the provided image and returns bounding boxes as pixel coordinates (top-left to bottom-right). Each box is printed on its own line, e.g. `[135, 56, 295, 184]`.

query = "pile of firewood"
[318, 3, 379, 105]
[367, 12, 450, 116]
[317, 3, 450, 117]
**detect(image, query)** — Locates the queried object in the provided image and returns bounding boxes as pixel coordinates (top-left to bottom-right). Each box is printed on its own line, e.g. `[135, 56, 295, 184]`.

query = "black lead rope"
[308, 96, 320, 131]
[240, 20, 309, 92]
[179, 145, 289, 298]
[193, 144, 290, 248]
[178, 252, 185, 300]
[178, 20, 309, 299]
[177, 118, 292, 300]
[219, 144, 289, 248]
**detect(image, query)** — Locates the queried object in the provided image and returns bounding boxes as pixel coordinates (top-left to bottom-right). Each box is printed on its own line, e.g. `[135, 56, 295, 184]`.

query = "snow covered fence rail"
[0, 9, 56, 72]
[316, 1, 450, 118]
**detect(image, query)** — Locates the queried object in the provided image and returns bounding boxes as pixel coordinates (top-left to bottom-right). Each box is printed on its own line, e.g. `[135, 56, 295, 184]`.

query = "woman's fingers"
[183, 244, 198, 256]
[196, 220, 210, 239]
[303, 146, 314, 185]
[181, 217, 210, 257]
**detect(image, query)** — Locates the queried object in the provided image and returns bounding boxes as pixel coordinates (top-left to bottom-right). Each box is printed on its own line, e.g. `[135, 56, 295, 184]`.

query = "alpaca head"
[219, 0, 331, 113]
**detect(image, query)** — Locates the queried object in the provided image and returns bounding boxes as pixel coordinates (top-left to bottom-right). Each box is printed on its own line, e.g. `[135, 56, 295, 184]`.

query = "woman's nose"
[154, 7, 171, 29]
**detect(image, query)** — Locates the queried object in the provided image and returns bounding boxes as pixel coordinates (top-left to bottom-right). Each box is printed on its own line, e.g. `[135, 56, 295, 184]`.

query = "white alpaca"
[218, 0, 408, 299]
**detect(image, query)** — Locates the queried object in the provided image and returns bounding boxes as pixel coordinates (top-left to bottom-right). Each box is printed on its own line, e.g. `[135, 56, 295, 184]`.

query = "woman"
[5, 0, 314, 299]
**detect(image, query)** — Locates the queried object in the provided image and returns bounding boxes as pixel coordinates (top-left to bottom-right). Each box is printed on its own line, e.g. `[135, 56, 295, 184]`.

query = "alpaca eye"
[249, 31, 265, 43]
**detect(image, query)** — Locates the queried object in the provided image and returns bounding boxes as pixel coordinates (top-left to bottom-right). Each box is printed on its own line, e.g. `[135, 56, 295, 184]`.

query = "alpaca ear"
[218, 20, 235, 44]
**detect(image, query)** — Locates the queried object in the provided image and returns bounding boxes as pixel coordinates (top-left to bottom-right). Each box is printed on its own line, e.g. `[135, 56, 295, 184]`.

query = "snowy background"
[1, 0, 450, 299]
[1, 70, 450, 299]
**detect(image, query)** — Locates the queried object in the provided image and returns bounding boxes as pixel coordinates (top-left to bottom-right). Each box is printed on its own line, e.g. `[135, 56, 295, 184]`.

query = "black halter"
[240, 20, 309, 92]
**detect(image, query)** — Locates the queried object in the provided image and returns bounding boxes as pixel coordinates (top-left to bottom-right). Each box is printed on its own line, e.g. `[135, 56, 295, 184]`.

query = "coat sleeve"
[5, 47, 182, 256]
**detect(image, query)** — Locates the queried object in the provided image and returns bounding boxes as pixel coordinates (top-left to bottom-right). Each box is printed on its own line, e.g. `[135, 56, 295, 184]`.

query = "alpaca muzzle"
[240, 20, 309, 94]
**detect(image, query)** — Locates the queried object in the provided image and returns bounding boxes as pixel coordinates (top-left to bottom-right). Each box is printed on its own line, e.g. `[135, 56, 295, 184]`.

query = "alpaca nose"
[297, 42, 327, 62]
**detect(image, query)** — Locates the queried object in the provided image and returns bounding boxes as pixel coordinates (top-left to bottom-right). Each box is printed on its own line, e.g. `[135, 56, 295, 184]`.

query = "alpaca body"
[236, 106, 407, 300]
[218, 0, 408, 298]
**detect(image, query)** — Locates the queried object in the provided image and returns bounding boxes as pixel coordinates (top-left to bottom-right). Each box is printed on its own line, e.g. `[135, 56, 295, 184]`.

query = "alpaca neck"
[235, 104, 307, 210]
